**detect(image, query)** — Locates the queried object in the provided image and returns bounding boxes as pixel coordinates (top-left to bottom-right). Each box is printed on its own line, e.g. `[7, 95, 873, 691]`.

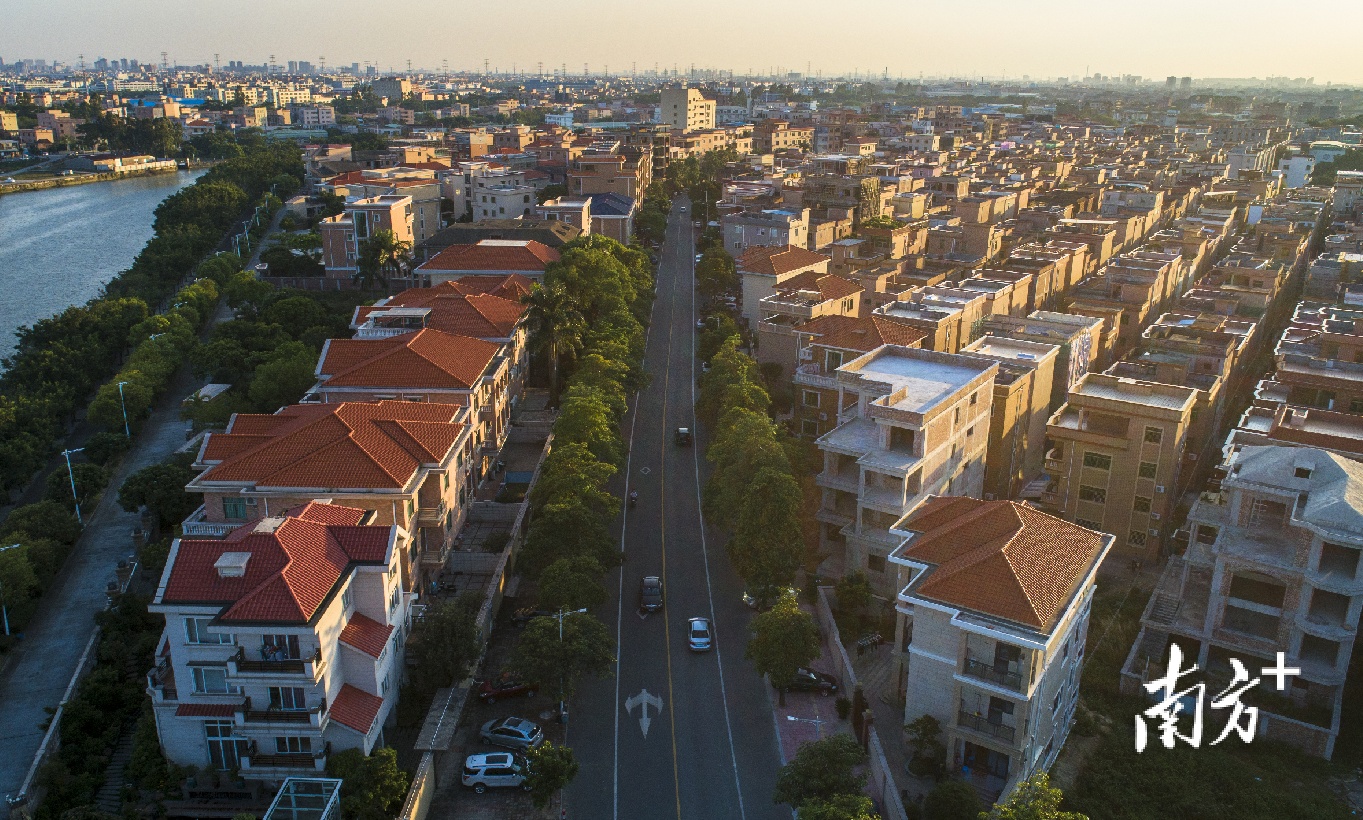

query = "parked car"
[639, 575, 663, 612]
[675, 427, 692, 446]
[688, 617, 712, 652]
[679, 205, 687, 212]
[511, 607, 553, 627]
[477, 673, 538, 704]
[462, 752, 531, 793]
[479, 716, 545, 750]
[779, 667, 839, 695]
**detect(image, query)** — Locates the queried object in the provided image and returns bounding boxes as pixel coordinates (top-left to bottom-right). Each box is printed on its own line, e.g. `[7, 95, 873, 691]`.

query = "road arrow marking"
[624, 689, 664, 738]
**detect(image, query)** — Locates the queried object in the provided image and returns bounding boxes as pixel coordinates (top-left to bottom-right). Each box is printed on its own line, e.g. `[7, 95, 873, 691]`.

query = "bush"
[45, 462, 109, 511]
[0, 500, 82, 544]
[83, 432, 131, 466]
[924, 780, 982, 820]
[835, 697, 851, 720]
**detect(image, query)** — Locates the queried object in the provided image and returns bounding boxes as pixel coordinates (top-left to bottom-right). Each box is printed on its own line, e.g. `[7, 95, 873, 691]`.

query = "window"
[1083, 452, 1112, 470]
[1195, 524, 1218, 545]
[206, 721, 246, 770]
[192, 666, 230, 694]
[802, 390, 820, 408]
[261, 634, 300, 660]
[1078, 485, 1107, 504]
[1351, 399, 1363, 414]
[186, 618, 231, 645]
[1128, 530, 1148, 547]
[1294, 466, 1313, 479]
[341, 583, 354, 612]
[1138, 461, 1158, 479]
[801, 419, 819, 437]
[1144, 426, 1163, 444]
[1076, 518, 1103, 530]
[1248, 497, 1288, 528]
[389, 584, 401, 614]
[1133, 496, 1152, 513]
[824, 350, 843, 371]
[275, 736, 312, 754]
[269, 686, 307, 710]
[867, 553, 887, 573]
[970, 391, 978, 406]
[223, 497, 249, 521]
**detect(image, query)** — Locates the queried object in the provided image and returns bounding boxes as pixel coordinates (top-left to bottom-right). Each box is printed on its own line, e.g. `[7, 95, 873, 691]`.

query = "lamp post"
[0, 543, 20, 636]
[61, 448, 85, 525]
[116, 381, 130, 438]
[552, 607, 587, 723]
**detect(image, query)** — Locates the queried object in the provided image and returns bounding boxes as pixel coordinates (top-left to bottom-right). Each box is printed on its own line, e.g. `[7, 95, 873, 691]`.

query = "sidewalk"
[771, 603, 852, 762]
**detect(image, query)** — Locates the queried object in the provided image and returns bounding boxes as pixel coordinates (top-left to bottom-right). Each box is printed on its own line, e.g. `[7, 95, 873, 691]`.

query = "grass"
[1061, 585, 1357, 819]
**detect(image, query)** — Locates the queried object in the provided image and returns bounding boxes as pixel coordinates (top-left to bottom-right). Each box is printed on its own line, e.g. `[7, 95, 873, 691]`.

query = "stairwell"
[93, 733, 135, 814]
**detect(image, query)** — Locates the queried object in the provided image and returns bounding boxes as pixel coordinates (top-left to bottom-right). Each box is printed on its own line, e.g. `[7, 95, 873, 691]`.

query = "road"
[565, 197, 788, 819]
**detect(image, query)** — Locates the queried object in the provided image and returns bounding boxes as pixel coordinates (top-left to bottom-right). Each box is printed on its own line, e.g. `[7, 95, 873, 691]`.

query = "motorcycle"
[628, 490, 638, 509]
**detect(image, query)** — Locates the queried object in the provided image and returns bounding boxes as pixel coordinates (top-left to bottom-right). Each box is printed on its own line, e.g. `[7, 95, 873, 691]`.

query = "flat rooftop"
[845, 347, 994, 414]
[964, 336, 1059, 365]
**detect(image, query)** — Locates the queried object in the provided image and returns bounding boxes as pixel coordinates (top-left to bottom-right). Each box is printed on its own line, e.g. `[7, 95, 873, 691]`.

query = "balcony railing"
[241, 696, 328, 725]
[242, 742, 329, 772]
[146, 664, 178, 702]
[416, 499, 449, 526]
[229, 647, 324, 678]
[1043, 449, 1064, 474]
[957, 710, 1017, 743]
[794, 363, 838, 389]
[963, 656, 1024, 691]
[181, 505, 244, 538]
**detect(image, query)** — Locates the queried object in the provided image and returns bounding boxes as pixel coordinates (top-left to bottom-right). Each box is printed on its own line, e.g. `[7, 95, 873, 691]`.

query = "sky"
[5, 0, 1363, 86]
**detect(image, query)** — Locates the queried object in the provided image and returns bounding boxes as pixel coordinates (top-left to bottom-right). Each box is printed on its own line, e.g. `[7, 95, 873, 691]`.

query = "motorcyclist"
[628, 489, 639, 508]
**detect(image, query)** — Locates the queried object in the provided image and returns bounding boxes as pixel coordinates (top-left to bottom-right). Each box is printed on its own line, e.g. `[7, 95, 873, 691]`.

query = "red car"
[478, 674, 538, 704]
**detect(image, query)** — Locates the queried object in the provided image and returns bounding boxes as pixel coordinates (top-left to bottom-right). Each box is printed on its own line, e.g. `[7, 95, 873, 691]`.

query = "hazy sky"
[5, 0, 1363, 85]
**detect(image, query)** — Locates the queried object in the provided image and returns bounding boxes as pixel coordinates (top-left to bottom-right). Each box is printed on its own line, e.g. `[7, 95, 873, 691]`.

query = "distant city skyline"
[5, 0, 1363, 85]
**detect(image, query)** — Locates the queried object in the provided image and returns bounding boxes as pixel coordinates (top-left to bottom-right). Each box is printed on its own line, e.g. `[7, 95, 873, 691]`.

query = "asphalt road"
[565, 198, 788, 820]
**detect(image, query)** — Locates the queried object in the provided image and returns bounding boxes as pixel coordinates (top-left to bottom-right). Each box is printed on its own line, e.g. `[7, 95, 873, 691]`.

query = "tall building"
[659, 86, 716, 133]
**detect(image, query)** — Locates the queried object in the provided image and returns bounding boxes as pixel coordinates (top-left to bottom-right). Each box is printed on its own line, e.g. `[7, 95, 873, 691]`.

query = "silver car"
[479, 716, 545, 750]
[462, 752, 531, 793]
[688, 617, 712, 652]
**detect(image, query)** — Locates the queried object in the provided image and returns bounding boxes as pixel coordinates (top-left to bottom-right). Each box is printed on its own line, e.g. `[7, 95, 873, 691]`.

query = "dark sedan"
[477, 673, 538, 704]
[778, 667, 839, 695]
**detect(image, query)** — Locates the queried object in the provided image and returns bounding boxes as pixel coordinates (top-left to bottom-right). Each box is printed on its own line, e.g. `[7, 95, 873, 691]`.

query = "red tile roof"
[330, 684, 384, 735]
[799, 314, 929, 352]
[416, 240, 559, 274]
[737, 245, 831, 277]
[774, 270, 862, 302]
[352, 280, 529, 339]
[319, 329, 501, 390]
[896, 497, 1108, 632]
[176, 703, 238, 717]
[161, 502, 392, 624]
[199, 401, 466, 490]
[339, 612, 395, 658]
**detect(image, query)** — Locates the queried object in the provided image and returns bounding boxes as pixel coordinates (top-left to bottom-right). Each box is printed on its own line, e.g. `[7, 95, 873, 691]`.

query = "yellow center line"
[660, 213, 682, 820]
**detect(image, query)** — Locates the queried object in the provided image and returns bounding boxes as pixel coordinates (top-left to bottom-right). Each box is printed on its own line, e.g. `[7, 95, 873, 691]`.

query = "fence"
[260, 276, 362, 292]
[815, 586, 908, 820]
[395, 752, 436, 820]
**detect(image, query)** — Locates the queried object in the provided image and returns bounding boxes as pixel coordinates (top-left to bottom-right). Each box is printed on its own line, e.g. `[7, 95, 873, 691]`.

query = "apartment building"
[319, 195, 415, 281]
[815, 345, 998, 595]
[659, 86, 716, 133]
[790, 315, 928, 439]
[889, 496, 1112, 800]
[567, 152, 651, 200]
[737, 245, 832, 325]
[414, 239, 560, 286]
[753, 120, 815, 153]
[323, 172, 443, 245]
[977, 312, 1106, 406]
[1042, 373, 1198, 566]
[147, 502, 412, 778]
[183, 401, 474, 593]
[1121, 445, 1363, 758]
[473, 183, 538, 220]
[960, 336, 1061, 501]
[722, 208, 811, 255]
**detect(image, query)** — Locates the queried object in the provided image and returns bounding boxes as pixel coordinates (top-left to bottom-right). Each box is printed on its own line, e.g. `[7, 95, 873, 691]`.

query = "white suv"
[461, 752, 532, 793]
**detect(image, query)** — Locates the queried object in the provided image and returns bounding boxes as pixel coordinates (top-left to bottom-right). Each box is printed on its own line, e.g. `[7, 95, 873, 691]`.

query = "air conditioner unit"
[244, 497, 258, 508]
[818, 412, 829, 421]
[1149, 528, 1161, 537]
[1150, 512, 1161, 521]
[1155, 485, 1166, 493]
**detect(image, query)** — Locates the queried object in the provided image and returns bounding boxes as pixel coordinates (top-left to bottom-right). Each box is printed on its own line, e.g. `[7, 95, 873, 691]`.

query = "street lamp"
[552, 607, 587, 723]
[0, 544, 20, 636]
[61, 448, 85, 525]
[116, 381, 130, 438]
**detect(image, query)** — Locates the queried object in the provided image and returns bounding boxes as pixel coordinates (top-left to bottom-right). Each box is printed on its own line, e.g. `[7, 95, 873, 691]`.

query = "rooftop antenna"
[537, 61, 543, 77]
[319, 55, 325, 73]
[214, 53, 220, 72]
[160, 51, 168, 71]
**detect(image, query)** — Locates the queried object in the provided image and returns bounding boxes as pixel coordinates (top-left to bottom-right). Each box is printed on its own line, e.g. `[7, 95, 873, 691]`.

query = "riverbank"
[0, 163, 195, 197]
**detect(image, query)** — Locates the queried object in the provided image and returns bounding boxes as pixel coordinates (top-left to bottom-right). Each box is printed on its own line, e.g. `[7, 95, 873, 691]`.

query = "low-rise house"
[414, 239, 559, 286]
[737, 245, 832, 326]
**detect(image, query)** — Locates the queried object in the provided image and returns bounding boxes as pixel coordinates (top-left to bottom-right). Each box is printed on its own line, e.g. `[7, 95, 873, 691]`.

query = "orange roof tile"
[199, 402, 465, 490]
[339, 612, 395, 658]
[330, 684, 384, 734]
[737, 244, 830, 277]
[417, 240, 559, 274]
[162, 502, 392, 624]
[775, 270, 862, 302]
[799, 314, 929, 352]
[352, 280, 528, 339]
[896, 497, 1108, 632]
[320, 329, 501, 390]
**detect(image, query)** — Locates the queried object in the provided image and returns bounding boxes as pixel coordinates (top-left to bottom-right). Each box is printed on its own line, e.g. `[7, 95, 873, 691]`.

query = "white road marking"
[625, 689, 665, 738]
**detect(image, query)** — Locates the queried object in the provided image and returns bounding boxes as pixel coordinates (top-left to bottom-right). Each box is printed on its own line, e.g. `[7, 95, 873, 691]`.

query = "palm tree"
[354, 229, 412, 291]
[521, 282, 586, 404]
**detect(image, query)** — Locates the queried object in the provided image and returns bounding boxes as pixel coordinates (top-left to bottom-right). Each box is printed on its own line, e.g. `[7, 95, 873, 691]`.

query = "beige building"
[659, 86, 716, 133]
[737, 245, 831, 325]
[815, 345, 998, 595]
[960, 336, 1060, 501]
[1041, 373, 1198, 566]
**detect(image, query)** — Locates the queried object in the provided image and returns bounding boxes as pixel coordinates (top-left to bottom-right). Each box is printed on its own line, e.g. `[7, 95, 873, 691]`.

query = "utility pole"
[61, 448, 85, 525]
[214, 53, 220, 72]
[319, 55, 325, 73]
[537, 61, 543, 78]
[116, 381, 130, 438]
[552, 607, 587, 724]
[0, 544, 21, 636]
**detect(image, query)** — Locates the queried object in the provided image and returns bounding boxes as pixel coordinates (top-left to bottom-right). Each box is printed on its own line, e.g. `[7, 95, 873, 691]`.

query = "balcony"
[242, 742, 329, 773]
[963, 655, 1024, 692]
[416, 499, 449, 527]
[794, 362, 838, 389]
[181, 505, 244, 538]
[146, 662, 178, 703]
[1043, 449, 1064, 474]
[228, 647, 324, 680]
[815, 470, 859, 494]
[241, 697, 329, 727]
[957, 710, 1017, 744]
[1039, 485, 1061, 508]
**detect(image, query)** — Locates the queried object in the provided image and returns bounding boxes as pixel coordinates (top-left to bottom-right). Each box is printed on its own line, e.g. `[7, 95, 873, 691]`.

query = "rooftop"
[841, 346, 995, 414]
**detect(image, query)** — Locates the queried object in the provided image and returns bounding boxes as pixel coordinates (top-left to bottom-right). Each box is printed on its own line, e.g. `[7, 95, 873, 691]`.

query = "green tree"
[727, 468, 804, 595]
[521, 282, 587, 403]
[554, 386, 624, 466]
[0, 501, 82, 545]
[325, 747, 411, 820]
[925, 780, 982, 820]
[747, 589, 821, 706]
[0, 545, 40, 624]
[773, 734, 868, 806]
[798, 794, 881, 820]
[696, 248, 739, 301]
[537, 556, 608, 612]
[513, 611, 614, 700]
[981, 773, 1087, 820]
[117, 454, 200, 528]
[45, 462, 108, 511]
[406, 593, 481, 696]
[519, 496, 616, 577]
[353, 229, 412, 290]
[527, 442, 618, 517]
[906, 714, 947, 778]
[703, 408, 789, 528]
[525, 741, 579, 810]
[248, 341, 318, 411]
[536, 183, 568, 204]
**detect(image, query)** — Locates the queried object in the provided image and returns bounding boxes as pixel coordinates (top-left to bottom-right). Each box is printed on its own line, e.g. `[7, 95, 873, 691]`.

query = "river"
[0, 169, 206, 359]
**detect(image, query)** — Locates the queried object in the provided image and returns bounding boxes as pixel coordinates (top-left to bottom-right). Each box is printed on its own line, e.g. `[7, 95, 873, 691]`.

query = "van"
[461, 752, 531, 793]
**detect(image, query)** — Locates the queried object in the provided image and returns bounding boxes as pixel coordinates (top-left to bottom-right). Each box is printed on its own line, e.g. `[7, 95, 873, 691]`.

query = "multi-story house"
[319, 195, 414, 281]
[183, 401, 473, 593]
[977, 311, 1106, 407]
[737, 245, 831, 326]
[755, 271, 864, 376]
[1121, 445, 1363, 758]
[147, 502, 413, 779]
[753, 120, 815, 153]
[889, 496, 1112, 800]
[414, 239, 559, 286]
[659, 86, 716, 133]
[959, 336, 1061, 501]
[815, 345, 998, 595]
[722, 208, 811, 255]
[1041, 373, 1198, 566]
[790, 315, 928, 439]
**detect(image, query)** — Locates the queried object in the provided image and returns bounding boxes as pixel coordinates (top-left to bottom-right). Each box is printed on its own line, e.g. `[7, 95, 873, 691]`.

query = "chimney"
[214, 551, 252, 579]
